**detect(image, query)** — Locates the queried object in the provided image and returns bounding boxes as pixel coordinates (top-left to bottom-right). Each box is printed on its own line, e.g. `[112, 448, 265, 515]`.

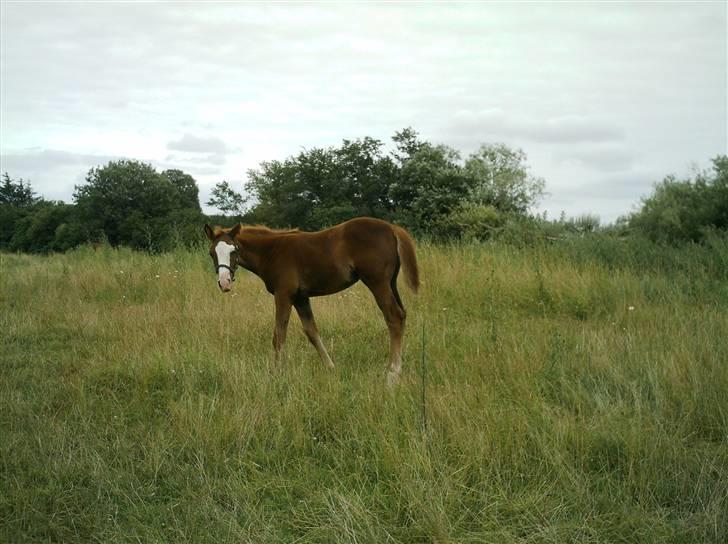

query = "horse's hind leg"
[365, 279, 406, 385]
[294, 297, 334, 369]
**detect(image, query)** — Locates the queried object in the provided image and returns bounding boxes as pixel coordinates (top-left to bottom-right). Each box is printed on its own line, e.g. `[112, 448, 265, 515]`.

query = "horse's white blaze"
[215, 241, 235, 289]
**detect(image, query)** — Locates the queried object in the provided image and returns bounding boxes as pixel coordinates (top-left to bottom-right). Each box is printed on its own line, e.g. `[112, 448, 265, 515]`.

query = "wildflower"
[628, 306, 635, 311]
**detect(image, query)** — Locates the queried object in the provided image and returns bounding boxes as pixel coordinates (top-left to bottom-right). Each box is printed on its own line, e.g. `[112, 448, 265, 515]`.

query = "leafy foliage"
[390, 143, 474, 232]
[464, 143, 545, 214]
[1, 162, 204, 253]
[212, 128, 546, 236]
[437, 203, 505, 241]
[161, 169, 202, 212]
[4, 131, 724, 254]
[7, 201, 86, 253]
[629, 156, 728, 243]
[242, 137, 399, 230]
[206, 180, 248, 216]
[0, 172, 40, 208]
[74, 160, 204, 251]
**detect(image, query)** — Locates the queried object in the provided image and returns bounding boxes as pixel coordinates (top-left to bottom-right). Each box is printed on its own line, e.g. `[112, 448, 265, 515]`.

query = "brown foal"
[204, 217, 419, 383]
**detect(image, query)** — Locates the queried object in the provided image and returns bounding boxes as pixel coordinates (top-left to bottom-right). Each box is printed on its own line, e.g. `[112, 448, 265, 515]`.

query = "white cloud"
[553, 145, 637, 173]
[0, 149, 122, 202]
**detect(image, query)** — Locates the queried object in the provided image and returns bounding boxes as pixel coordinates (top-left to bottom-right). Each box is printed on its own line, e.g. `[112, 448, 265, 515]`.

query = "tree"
[334, 137, 397, 219]
[0, 173, 42, 249]
[389, 143, 474, 232]
[161, 169, 201, 211]
[245, 155, 315, 228]
[1, 172, 39, 207]
[242, 137, 398, 230]
[74, 160, 203, 250]
[8, 201, 85, 253]
[391, 127, 426, 164]
[206, 180, 248, 216]
[463, 144, 545, 214]
[710, 155, 728, 231]
[214, 128, 547, 238]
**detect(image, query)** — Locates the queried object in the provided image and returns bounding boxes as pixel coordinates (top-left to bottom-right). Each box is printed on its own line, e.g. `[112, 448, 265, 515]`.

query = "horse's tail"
[393, 226, 420, 294]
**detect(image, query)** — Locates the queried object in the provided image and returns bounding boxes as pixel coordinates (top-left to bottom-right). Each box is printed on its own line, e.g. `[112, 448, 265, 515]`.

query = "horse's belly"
[304, 267, 359, 297]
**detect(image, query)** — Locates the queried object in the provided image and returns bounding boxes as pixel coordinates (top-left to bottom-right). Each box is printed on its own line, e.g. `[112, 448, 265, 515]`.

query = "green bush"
[629, 156, 727, 243]
[437, 204, 505, 241]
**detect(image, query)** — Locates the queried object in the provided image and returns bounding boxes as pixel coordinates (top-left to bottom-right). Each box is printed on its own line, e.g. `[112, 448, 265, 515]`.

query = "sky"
[1, 1, 725, 223]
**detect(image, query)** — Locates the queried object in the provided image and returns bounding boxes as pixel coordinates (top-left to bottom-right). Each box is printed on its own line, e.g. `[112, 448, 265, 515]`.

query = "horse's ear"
[229, 223, 241, 238]
[204, 224, 215, 241]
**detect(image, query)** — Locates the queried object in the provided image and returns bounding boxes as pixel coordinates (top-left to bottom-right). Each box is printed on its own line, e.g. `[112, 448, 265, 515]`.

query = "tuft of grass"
[1, 238, 727, 543]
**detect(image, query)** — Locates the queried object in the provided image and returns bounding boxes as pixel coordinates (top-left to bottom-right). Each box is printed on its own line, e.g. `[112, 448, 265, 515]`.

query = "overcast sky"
[1, 1, 725, 223]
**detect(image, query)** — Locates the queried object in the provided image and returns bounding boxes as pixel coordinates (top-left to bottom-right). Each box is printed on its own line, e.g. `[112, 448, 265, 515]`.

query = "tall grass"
[1, 238, 727, 542]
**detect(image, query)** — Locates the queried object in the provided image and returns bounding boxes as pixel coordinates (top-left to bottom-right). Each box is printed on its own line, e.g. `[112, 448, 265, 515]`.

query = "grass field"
[2, 237, 727, 543]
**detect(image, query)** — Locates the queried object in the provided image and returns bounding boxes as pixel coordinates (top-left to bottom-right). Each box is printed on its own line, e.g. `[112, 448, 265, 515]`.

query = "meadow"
[1, 236, 727, 543]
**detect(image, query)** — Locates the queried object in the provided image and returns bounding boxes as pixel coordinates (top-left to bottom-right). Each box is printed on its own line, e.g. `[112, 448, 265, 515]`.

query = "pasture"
[2, 238, 727, 543]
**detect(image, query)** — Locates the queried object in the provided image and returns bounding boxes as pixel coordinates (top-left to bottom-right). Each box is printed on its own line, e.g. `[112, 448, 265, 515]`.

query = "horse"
[204, 217, 419, 384]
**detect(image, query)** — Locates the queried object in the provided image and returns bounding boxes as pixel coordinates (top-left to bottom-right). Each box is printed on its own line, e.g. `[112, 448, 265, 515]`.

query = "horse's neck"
[234, 232, 275, 275]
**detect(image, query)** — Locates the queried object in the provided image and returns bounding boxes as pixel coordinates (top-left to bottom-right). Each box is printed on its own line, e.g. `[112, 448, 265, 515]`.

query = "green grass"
[1, 239, 727, 543]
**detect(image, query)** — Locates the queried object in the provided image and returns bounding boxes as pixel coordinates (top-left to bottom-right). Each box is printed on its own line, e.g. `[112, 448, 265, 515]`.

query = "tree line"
[1, 128, 726, 253]
[211, 128, 546, 238]
[1, 163, 205, 253]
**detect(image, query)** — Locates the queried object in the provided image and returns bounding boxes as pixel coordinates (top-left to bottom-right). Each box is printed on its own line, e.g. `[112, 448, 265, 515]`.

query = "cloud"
[165, 153, 227, 166]
[443, 110, 624, 148]
[0, 149, 123, 202]
[538, 169, 663, 225]
[553, 145, 638, 173]
[0, 148, 228, 203]
[1, 148, 119, 171]
[167, 134, 233, 155]
[166, 134, 235, 167]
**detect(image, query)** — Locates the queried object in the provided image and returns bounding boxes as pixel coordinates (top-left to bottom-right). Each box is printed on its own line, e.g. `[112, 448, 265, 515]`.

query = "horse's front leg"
[294, 297, 334, 369]
[272, 294, 292, 364]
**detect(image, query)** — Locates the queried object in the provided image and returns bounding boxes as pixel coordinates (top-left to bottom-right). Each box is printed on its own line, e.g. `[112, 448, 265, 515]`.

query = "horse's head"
[204, 223, 241, 293]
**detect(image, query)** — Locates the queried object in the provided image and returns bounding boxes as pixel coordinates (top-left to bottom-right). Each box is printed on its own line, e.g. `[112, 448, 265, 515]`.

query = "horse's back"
[339, 216, 396, 240]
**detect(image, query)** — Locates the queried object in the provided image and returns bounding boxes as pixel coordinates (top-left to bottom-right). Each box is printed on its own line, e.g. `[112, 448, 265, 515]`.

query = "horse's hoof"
[386, 371, 400, 387]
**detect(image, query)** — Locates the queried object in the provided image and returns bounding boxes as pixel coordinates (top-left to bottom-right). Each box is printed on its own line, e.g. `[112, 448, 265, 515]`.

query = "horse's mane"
[212, 223, 300, 239]
[238, 224, 300, 236]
